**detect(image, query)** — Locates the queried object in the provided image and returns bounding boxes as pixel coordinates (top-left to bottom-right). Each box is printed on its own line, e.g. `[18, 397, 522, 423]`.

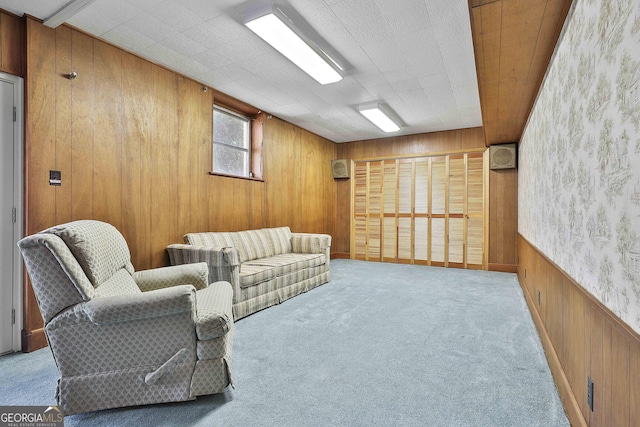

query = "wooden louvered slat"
[415, 158, 429, 214]
[383, 217, 397, 261]
[414, 217, 428, 263]
[467, 154, 484, 215]
[449, 218, 464, 264]
[431, 218, 446, 264]
[354, 217, 367, 260]
[353, 162, 367, 260]
[467, 217, 484, 265]
[398, 159, 412, 214]
[398, 217, 412, 263]
[449, 155, 465, 215]
[431, 157, 446, 215]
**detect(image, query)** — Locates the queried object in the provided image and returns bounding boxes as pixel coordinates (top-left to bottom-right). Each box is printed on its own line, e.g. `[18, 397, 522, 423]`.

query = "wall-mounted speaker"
[489, 143, 517, 170]
[331, 159, 350, 179]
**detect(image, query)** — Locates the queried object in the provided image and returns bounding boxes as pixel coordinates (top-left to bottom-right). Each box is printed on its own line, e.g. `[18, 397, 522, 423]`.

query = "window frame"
[212, 105, 252, 179]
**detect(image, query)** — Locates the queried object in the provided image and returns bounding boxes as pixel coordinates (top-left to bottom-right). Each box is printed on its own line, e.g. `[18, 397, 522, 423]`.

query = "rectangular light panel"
[359, 105, 400, 133]
[245, 12, 342, 85]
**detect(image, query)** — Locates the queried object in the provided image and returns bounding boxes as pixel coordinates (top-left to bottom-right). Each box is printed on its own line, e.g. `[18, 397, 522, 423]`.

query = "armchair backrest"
[18, 220, 138, 324]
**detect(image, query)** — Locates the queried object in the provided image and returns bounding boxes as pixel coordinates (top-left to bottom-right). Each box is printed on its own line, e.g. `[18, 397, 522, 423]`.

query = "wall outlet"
[587, 376, 594, 412]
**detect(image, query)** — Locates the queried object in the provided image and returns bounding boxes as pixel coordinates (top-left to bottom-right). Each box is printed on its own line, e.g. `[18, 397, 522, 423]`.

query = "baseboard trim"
[517, 271, 587, 427]
[331, 252, 350, 259]
[22, 328, 47, 353]
[488, 263, 517, 273]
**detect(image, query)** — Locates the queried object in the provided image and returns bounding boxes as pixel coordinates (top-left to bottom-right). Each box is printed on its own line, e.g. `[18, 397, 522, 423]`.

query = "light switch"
[49, 170, 61, 186]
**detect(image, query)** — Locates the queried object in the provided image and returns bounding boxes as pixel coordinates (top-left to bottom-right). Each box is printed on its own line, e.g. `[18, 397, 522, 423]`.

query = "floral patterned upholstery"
[18, 220, 234, 416]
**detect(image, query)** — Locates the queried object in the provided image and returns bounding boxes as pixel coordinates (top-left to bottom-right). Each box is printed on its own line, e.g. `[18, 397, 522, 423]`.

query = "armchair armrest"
[84, 285, 196, 325]
[291, 233, 332, 254]
[133, 263, 209, 291]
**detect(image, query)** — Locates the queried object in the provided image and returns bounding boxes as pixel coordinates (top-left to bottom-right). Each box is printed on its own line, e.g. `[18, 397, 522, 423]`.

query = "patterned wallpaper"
[519, 0, 640, 332]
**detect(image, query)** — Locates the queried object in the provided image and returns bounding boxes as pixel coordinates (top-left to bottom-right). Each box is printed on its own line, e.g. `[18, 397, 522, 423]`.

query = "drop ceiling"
[0, 0, 483, 143]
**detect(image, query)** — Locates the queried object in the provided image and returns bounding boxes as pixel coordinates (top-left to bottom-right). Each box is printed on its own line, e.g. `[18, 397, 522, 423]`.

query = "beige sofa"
[167, 227, 331, 320]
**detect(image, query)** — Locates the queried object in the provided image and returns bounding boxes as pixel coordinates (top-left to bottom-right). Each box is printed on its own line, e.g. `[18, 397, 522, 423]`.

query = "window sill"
[208, 171, 264, 182]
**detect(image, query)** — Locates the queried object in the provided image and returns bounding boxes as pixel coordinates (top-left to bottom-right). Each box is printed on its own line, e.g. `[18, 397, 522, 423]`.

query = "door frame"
[1, 72, 24, 353]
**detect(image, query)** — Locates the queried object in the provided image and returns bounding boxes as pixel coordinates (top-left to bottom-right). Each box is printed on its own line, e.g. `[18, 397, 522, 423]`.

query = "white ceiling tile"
[384, 4, 429, 37]
[373, 0, 416, 15]
[177, 0, 234, 21]
[102, 26, 156, 52]
[361, 40, 407, 73]
[123, 13, 176, 42]
[192, 49, 232, 70]
[78, 0, 143, 25]
[126, 0, 166, 11]
[159, 32, 207, 57]
[149, 0, 204, 32]
[328, 0, 393, 44]
[67, 9, 119, 36]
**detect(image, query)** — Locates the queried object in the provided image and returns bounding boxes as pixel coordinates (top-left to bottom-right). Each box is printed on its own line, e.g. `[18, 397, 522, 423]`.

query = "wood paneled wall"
[0, 10, 24, 77]
[23, 18, 336, 350]
[334, 127, 517, 271]
[489, 168, 517, 271]
[518, 235, 640, 427]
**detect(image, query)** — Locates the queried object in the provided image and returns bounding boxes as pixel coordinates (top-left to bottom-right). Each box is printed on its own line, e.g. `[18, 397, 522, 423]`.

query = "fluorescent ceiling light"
[245, 8, 342, 85]
[359, 104, 401, 133]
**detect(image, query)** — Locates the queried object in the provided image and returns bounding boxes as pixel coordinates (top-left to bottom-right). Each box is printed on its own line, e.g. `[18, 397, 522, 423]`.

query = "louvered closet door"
[414, 158, 429, 264]
[466, 153, 484, 267]
[397, 159, 413, 264]
[353, 162, 367, 260]
[430, 156, 446, 266]
[351, 151, 487, 270]
[382, 160, 397, 262]
[448, 155, 465, 267]
[368, 161, 383, 261]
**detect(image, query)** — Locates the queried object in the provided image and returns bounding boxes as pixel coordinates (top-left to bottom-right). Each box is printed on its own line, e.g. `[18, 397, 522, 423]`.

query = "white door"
[0, 78, 16, 355]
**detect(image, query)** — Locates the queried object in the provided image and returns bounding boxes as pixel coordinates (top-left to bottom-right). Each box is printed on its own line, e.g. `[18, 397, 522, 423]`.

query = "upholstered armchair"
[18, 220, 234, 416]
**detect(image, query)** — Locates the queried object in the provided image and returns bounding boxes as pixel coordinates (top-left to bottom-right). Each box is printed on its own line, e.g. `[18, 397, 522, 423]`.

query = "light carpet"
[0, 259, 568, 426]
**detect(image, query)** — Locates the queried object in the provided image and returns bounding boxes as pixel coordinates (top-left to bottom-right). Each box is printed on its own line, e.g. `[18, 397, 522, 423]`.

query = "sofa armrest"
[291, 233, 332, 255]
[167, 244, 240, 292]
[84, 285, 196, 325]
[133, 263, 209, 291]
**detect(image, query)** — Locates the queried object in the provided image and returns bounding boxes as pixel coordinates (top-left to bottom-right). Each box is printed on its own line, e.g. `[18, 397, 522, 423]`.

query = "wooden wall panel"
[23, 18, 336, 350]
[489, 168, 517, 271]
[121, 52, 152, 269]
[0, 11, 24, 77]
[469, 0, 573, 145]
[518, 234, 640, 427]
[263, 117, 335, 236]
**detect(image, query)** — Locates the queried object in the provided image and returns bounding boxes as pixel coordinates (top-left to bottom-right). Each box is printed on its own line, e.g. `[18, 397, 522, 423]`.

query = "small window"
[213, 106, 251, 177]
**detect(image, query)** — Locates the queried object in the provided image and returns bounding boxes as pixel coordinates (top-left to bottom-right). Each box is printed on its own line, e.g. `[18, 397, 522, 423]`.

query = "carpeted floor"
[0, 260, 568, 426]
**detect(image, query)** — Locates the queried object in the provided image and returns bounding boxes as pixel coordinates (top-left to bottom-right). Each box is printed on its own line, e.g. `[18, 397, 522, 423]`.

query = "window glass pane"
[213, 106, 251, 177]
[214, 144, 248, 176]
[214, 109, 249, 149]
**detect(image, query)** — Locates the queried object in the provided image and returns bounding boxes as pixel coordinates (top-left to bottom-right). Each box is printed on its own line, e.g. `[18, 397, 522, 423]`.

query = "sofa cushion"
[239, 253, 325, 288]
[264, 227, 292, 255]
[184, 232, 235, 249]
[232, 229, 274, 263]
